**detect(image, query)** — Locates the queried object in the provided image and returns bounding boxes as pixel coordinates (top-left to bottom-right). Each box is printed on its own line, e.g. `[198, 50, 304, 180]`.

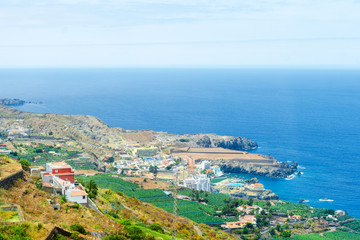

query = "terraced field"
[76, 174, 227, 224]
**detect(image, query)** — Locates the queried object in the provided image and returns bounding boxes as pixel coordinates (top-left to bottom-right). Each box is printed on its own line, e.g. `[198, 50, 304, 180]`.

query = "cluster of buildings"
[40, 162, 88, 205]
[199, 160, 224, 177]
[223, 214, 257, 231]
[113, 156, 176, 173]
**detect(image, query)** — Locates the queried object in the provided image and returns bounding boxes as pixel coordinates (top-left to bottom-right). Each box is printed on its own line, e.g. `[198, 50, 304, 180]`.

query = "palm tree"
[87, 180, 98, 197]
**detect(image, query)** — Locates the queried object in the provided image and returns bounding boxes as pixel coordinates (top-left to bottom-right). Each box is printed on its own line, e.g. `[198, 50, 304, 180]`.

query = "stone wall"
[0, 170, 24, 189]
[45, 226, 73, 240]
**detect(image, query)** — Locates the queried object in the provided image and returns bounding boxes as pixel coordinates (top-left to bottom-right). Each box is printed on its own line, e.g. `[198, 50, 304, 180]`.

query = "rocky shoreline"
[214, 159, 298, 178]
[0, 98, 42, 106]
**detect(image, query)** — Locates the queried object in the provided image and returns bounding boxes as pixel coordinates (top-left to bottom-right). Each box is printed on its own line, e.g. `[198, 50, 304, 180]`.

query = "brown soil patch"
[0, 158, 22, 179]
[174, 147, 274, 162]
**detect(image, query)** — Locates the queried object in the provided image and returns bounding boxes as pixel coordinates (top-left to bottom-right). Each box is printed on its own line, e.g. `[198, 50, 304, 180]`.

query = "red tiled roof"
[70, 190, 88, 197]
[42, 182, 52, 188]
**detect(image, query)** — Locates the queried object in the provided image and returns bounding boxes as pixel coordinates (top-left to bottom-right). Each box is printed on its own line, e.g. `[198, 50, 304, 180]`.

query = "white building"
[200, 160, 211, 171]
[184, 174, 211, 192]
[64, 185, 88, 204]
[211, 165, 224, 177]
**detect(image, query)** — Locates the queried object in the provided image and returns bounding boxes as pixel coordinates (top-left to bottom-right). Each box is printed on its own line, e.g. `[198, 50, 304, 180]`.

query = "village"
[1, 117, 358, 239]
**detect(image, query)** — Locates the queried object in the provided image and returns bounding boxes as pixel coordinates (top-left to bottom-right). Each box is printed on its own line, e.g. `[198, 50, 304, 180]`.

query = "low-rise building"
[239, 215, 257, 226]
[41, 162, 88, 205]
[45, 162, 75, 183]
[290, 215, 302, 221]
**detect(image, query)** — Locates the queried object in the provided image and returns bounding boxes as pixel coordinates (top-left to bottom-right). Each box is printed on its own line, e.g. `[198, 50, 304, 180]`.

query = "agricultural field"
[76, 174, 139, 194]
[270, 201, 312, 218]
[9, 142, 82, 167]
[76, 174, 228, 224]
[178, 189, 231, 208]
[311, 208, 335, 218]
[276, 231, 360, 240]
[341, 219, 360, 233]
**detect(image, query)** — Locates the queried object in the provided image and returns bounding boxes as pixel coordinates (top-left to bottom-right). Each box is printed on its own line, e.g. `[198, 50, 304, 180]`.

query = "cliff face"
[212, 159, 298, 178]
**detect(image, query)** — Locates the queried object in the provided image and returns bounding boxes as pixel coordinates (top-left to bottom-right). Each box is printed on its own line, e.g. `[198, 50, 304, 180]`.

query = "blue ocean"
[0, 68, 359, 217]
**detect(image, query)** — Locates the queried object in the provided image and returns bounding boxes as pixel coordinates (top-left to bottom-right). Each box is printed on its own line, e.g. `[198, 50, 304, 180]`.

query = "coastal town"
[1, 103, 360, 239]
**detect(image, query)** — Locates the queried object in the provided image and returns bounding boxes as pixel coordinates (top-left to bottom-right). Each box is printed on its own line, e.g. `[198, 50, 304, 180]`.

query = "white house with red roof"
[45, 162, 75, 183]
[41, 162, 88, 205]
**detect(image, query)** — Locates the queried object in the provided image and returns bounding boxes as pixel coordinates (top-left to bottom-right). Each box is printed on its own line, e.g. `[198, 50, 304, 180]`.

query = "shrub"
[37, 223, 43, 230]
[19, 159, 30, 171]
[70, 224, 87, 235]
[103, 234, 127, 240]
[149, 223, 164, 234]
[60, 194, 67, 204]
[70, 231, 80, 240]
[125, 225, 145, 240]
[120, 219, 132, 226]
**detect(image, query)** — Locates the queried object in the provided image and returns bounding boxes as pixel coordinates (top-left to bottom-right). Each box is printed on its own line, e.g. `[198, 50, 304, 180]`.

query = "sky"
[0, 0, 360, 68]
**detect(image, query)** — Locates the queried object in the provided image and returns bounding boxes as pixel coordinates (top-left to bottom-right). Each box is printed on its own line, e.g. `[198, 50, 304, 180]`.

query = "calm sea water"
[0, 68, 359, 217]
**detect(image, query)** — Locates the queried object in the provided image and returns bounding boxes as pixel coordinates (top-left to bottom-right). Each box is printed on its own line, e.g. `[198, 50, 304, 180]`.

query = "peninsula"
[0, 103, 297, 178]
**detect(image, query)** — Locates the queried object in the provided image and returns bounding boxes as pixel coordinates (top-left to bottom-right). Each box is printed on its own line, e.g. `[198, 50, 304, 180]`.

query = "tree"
[276, 223, 282, 232]
[70, 224, 87, 234]
[11, 151, 18, 156]
[87, 180, 98, 198]
[105, 156, 115, 163]
[19, 159, 30, 171]
[281, 230, 291, 238]
[269, 227, 276, 236]
[246, 223, 254, 229]
[149, 165, 158, 174]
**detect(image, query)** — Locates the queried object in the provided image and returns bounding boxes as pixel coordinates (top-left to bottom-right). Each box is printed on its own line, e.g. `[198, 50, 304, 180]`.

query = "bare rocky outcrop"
[212, 159, 298, 178]
[153, 132, 257, 151]
[195, 135, 257, 150]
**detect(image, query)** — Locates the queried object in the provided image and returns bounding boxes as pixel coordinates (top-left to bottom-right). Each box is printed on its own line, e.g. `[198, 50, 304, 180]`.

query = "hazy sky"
[1, 0, 360, 68]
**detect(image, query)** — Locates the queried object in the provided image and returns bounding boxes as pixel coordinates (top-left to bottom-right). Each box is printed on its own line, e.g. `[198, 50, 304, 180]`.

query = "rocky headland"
[0, 98, 42, 106]
[214, 159, 298, 178]
[0, 98, 26, 106]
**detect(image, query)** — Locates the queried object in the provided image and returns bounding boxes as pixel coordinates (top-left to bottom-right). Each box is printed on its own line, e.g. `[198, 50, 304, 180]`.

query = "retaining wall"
[0, 170, 24, 189]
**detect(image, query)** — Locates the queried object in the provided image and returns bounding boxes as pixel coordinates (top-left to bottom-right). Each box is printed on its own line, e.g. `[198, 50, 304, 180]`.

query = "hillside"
[0, 170, 234, 240]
